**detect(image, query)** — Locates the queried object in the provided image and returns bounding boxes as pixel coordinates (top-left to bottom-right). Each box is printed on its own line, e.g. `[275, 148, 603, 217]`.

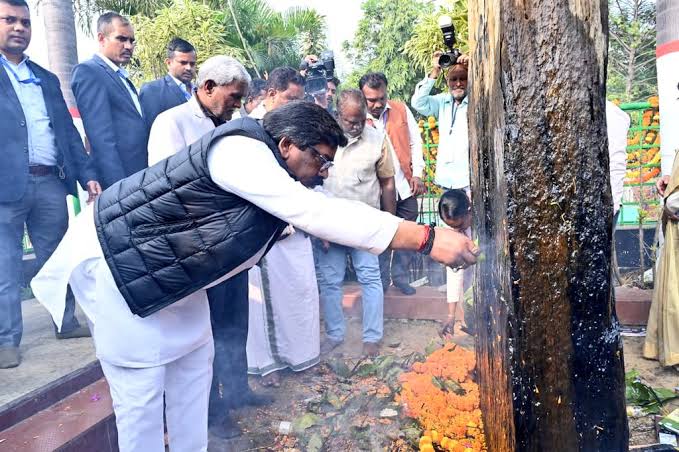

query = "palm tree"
[71, 0, 326, 77]
[220, 0, 327, 74]
[41, 0, 80, 107]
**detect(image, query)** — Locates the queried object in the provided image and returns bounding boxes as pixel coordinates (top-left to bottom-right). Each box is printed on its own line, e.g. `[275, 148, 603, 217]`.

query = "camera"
[438, 15, 461, 68]
[300, 50, 335, 95]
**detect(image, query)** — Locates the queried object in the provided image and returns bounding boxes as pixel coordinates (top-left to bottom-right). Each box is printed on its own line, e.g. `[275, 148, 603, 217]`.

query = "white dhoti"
[246, 231, 320, 375]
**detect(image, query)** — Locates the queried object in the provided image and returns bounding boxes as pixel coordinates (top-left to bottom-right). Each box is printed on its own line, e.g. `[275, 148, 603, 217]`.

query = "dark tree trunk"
[467, 1, 629, 451]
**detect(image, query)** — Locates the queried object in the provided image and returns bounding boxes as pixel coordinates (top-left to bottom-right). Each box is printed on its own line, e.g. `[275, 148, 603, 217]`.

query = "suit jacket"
[0, 59, 96, 203]
[147, 95, 215, 165]
[71, 54, 149, 189]
[139, 74, 188, 130]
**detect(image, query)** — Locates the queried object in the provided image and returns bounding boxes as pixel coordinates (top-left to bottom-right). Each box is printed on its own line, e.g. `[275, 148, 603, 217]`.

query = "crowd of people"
[1, 0, 676, 451]
[0, 2, 480, 451]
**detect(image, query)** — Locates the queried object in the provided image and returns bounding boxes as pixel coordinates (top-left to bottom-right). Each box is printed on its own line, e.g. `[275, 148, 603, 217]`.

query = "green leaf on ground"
[293, 413, 322, 432]
[425, 339, 440, 356]
[625, 368, 679, 414]
[327, 358, 351, 378]
[306, 433, 323, 452]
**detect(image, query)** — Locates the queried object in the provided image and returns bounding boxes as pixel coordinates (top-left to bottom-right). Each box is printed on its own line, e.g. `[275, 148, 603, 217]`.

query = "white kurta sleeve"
[147, 111, 187, 165]
[207, 136, 402, 254]
[606, 101, 631, 213]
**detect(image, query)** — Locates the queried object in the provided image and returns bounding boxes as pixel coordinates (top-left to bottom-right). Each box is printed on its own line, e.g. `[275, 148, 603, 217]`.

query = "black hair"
[336, 89, 366, 115]
[358, 72, 388, 90]
[96, 12, 130, 35]
[263, 100, 347, 150]
[0, 0, 29, 8]
[439, 189, 470, 222]
[329, 76, 340, 87]
[166, 37, 195, 59]
[265, 67, 304, 92]
[247, 78, 267, 100]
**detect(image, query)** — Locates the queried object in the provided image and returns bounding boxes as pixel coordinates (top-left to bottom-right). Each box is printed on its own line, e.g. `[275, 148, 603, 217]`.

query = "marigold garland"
[397, 344, 487, 451]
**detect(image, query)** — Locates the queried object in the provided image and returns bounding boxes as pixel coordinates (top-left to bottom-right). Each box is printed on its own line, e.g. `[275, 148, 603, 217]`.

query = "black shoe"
[55, 326, 91, 339]
[209, 414, 241, 439]
[395, 283, 416, 296]
[234, 389, 274, 408]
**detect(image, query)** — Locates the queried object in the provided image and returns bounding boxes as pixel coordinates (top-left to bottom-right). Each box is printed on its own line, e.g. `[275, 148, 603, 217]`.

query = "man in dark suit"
[71, 12, 148, 189]
[0, 0, 101, 368]
[139, 37, 196, 129]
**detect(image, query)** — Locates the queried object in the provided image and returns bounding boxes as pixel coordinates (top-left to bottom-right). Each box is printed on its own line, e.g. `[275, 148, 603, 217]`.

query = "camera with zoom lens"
[438, 15, 461, 68]
[300, 50, 335, 95]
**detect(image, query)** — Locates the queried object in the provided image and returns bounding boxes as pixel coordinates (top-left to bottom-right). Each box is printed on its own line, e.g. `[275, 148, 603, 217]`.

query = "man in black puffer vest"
[32, 101, 479, 452]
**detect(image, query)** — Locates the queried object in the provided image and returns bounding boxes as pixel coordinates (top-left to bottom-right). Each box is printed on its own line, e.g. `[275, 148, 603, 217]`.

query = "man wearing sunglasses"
[316, 89, 397, 358]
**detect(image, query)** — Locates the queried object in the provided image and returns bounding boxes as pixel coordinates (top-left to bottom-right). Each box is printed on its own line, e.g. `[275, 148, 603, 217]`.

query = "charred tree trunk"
[467, 1, 628, 451]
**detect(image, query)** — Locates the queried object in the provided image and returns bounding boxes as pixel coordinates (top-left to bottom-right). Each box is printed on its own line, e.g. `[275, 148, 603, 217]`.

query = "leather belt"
[28, 165, 56, 176]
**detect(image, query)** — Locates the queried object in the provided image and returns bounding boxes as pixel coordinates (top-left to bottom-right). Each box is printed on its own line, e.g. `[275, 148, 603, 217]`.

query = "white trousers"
[100, 341, 214, 452]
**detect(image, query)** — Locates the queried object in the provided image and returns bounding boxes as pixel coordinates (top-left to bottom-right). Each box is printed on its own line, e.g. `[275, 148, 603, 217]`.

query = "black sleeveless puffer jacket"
[94, 118, 289, 317]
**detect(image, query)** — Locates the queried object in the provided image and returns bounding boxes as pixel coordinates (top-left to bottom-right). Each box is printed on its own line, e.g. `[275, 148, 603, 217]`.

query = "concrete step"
[0, 378, 116, 452]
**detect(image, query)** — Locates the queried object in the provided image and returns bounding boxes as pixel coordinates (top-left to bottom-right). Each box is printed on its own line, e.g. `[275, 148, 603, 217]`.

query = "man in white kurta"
[32, 101, 479, 452]
[148, 55, 262, 440]
[245, 70, 320, 384]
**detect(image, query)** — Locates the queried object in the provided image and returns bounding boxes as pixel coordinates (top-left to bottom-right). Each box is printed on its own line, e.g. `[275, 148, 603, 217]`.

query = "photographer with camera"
[300, 52, 336, 111]
[411, 16, 472, 333]
[411, 15, 470, 191]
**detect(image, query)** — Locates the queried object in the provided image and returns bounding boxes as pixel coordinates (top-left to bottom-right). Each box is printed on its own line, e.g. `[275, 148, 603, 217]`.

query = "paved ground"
[1, 295, 675, 450]
[0, 299, 95, 410]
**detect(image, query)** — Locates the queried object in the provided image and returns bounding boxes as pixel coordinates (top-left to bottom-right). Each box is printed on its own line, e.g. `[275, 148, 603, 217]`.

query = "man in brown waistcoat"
[359, 72, 425, 295]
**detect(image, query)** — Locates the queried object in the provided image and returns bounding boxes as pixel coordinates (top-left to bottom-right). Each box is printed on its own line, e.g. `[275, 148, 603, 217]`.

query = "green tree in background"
[608, 0, 657, 101]
[403, 0, 468, 90]
[72, 0, 171, 31]
[342, 0, 431, 101]
[71, 0, 326, 80]
[131, 1, 243, 83]
[221, 0, 326, 75]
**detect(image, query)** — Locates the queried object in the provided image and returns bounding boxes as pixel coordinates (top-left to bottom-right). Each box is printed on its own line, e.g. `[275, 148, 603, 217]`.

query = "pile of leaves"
[267, 352, 428, 452]
[625, 369, 678, 415]
[397, 343, 486, 451]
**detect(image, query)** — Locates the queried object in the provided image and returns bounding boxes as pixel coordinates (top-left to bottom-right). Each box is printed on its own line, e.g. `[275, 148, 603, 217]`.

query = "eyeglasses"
[306, 145, 333, 172]
[0, 16, 31, 28]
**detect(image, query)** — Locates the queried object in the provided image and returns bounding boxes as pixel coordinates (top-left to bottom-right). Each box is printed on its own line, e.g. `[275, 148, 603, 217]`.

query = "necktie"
[180, 83, 192, 100]
[117, 68, 138, 95]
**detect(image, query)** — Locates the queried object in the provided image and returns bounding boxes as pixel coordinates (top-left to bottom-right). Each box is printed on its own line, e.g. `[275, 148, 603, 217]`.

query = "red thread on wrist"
[418, 225, 431, 253]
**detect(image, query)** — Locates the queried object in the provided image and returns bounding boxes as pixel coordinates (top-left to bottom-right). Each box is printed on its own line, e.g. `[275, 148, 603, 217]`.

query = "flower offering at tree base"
[397, 343, 486, 451]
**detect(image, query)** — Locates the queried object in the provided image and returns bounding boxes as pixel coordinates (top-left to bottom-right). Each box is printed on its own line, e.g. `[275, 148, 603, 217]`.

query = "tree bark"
[41, 0, 79, 108]
[624, 1, 638, 99]
[467, 1, 628, 451]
